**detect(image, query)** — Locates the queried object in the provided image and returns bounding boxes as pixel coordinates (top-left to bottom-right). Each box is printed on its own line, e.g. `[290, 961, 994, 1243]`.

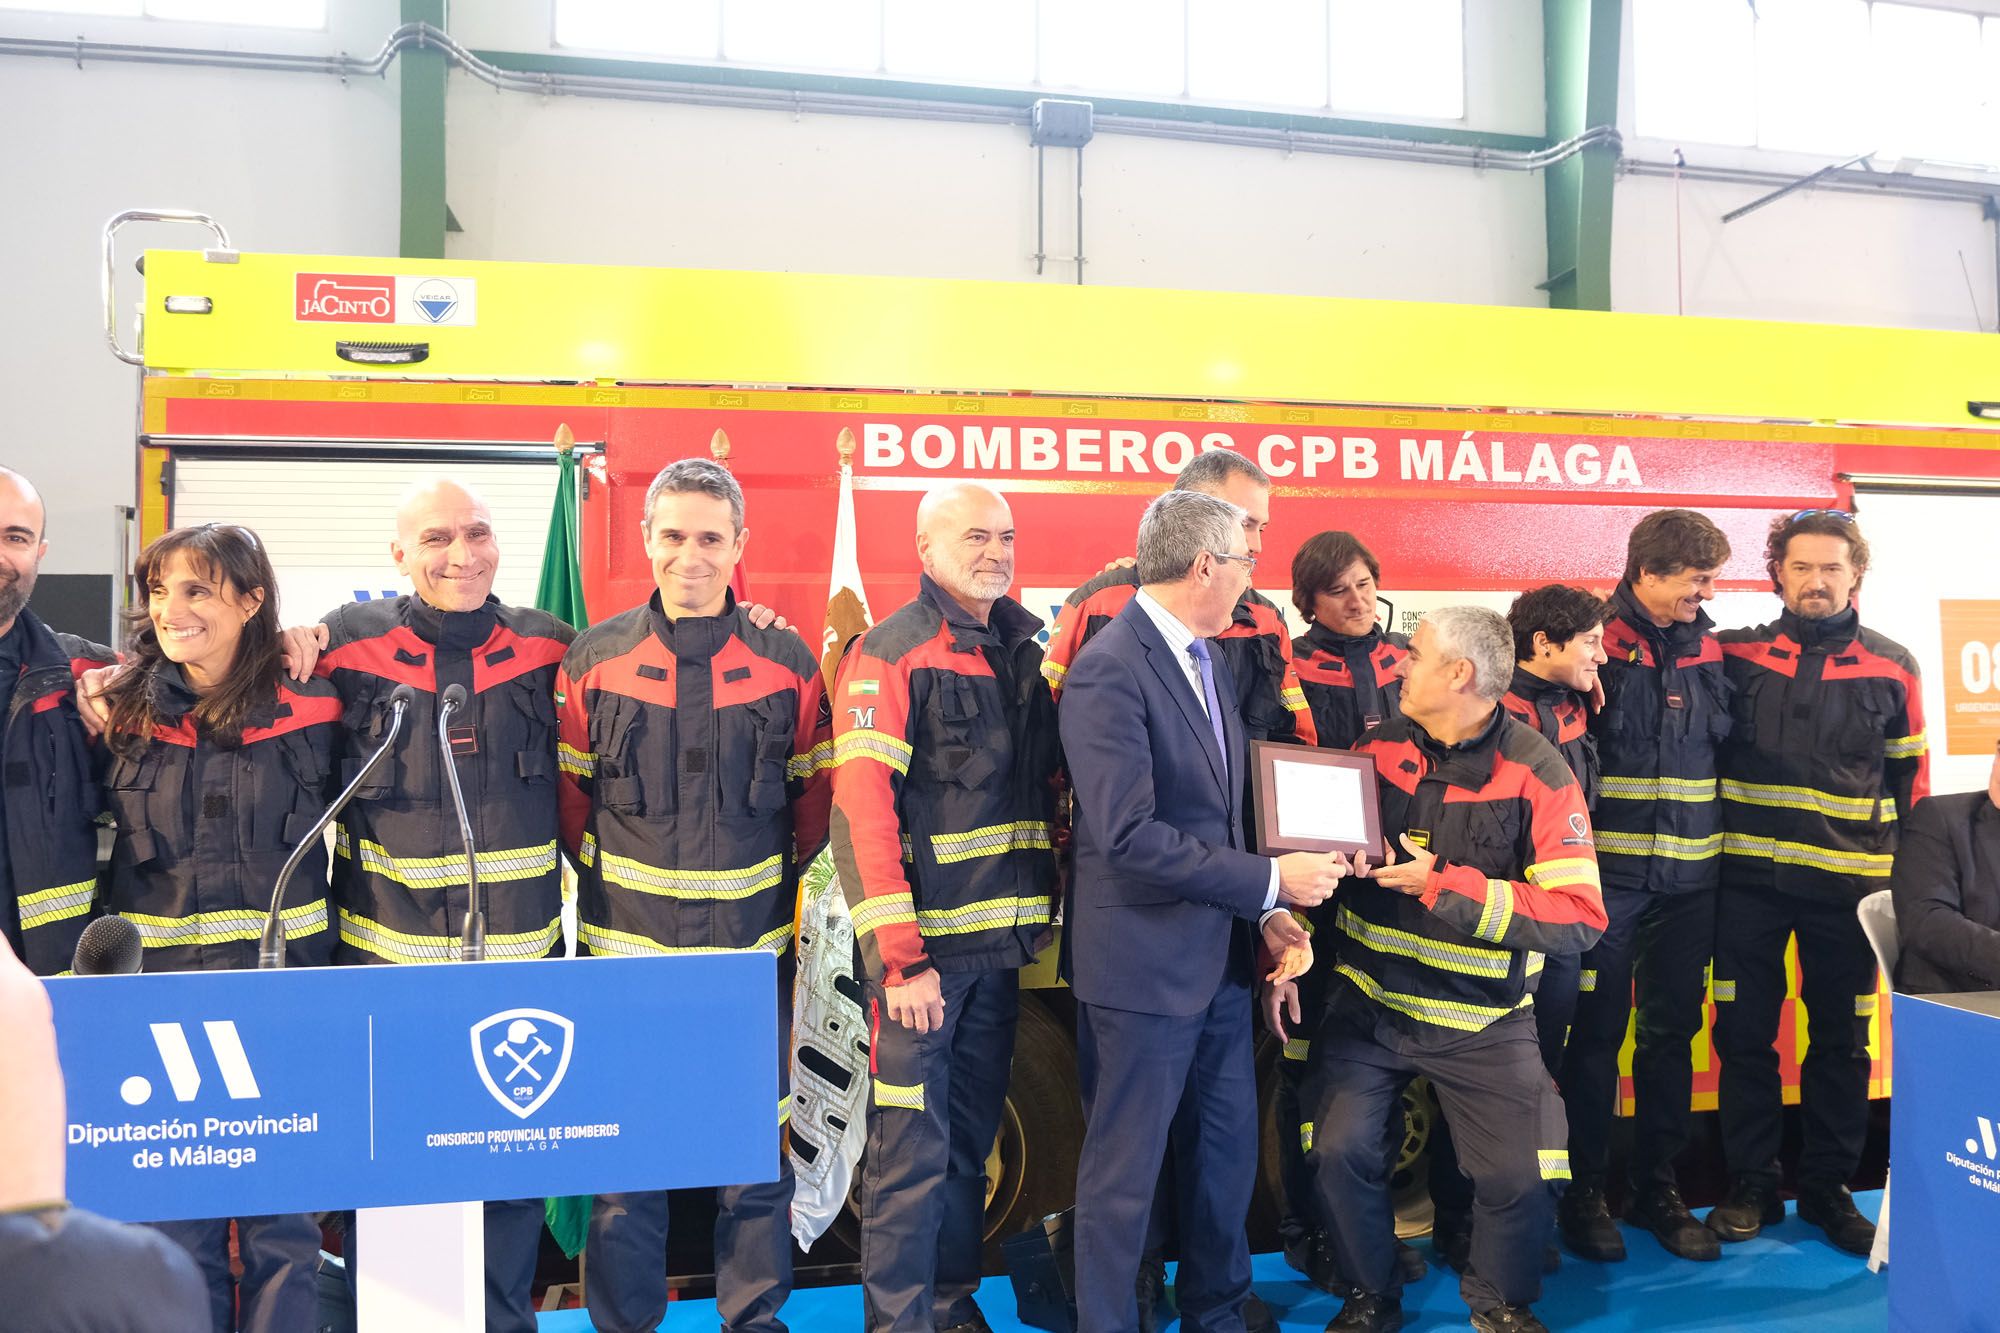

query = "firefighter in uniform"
[1043, 449, 1312, 1324]
[555, 459, 832, 1333]
[279, 479, 571, 1331]
[1559, 509, 1733, 1264]
[1283, 531, 1422, 1292]
[1499, 583, 1608, 1074]
[1708, 509, 1925, 1256]
[831, 482, 1060, 1333]
[1411, 585, 1610, 1278]
[95, 524, 338, 1332]
[0, 467, 112, 976]
[1285, 607, 1606, 1333]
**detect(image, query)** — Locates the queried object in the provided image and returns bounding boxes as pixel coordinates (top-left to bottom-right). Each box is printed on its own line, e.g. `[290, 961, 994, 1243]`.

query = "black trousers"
[1307, 1006, 1567, 1314]
[1562, 886, 1717, 1189]
[1711, 884, 1878, 1187]
[859, 968, 1019, 1333]
[1426, 953, 1578, 1223]
[151, 1214, 319, 1333]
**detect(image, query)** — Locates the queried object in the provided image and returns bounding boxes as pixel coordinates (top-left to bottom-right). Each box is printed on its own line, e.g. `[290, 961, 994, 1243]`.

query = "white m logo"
[1968, 1117, 1998, 1160]
[120, 1021, 262, 1106]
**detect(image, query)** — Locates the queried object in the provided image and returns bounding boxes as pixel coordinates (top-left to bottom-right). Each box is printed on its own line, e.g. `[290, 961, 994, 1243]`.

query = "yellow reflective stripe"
[833, 729, 913, 774]
[1041, 659, 1069, 685]
[1300, 1121, 1315, 1152]
[1281, 685, 1308, 710]
[779, 1095, 792, 1126]
[928, 821, 1054, 865]
[851, 893, 919, 937]
[1598, 774, 1717, 802]
[579, 833, 597, 867]
[916, 896, 1053, 936]
[18, 879, 95, 930]
[1713, 979, 1738, 1001]
[1526, 857, 1601, 891]
[1335, 905, 1513, 978]
[125, 899, 327, 948]
[1578, 968, 1598, 992]
[1283, 1038, 1311, 1062]
[597, 849, 783, 901]
[874, 1080, 925, 1110]
[1539, 1149, 1572, 1181]
[1856, 993, 1879, 1016]
[1473, 880, 1515, 944]
[787, 739, 835, 780]
[558, 740, 594, 778]
[1526, 951, 1545, 976]
[1595, 830, 1723, 861]
[1721, 832, 1894, 877]
[1884, 731, 1927, 759]
[335, 827, 560, 887]
[579, 919, 792, 957]
[1333, 962, 1519, 1034]
[1719, 779, 1883, 822]
[339, 909, 560, 963]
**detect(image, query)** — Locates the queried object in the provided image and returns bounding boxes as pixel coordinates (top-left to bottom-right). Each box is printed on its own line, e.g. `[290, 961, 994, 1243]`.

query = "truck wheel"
[827, 991, 1085, 1270]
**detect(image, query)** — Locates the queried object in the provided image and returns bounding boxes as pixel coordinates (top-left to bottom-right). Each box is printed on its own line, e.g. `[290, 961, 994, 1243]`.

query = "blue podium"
[46, 954, 779, 1328]
[1887, 991, 2000, 1333]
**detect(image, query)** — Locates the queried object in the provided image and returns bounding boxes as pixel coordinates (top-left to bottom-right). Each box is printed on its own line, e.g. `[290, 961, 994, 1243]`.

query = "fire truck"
[109, 211, 2000, 1277]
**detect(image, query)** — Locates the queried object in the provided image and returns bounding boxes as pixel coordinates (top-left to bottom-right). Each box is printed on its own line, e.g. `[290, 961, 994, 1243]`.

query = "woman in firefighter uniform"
[94, 523, 339, 1333]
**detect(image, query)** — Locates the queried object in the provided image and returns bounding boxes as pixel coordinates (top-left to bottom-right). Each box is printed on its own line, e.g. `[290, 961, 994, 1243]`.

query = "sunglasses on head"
[1788, 508, 1853, 524]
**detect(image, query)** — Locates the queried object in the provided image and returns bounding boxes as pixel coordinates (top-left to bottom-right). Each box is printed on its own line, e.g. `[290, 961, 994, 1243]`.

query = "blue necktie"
[1186, 639, 1228, 783]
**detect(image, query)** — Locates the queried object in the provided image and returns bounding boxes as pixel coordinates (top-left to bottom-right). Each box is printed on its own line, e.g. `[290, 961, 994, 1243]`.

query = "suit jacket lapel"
[1126, 602, 1228, 791]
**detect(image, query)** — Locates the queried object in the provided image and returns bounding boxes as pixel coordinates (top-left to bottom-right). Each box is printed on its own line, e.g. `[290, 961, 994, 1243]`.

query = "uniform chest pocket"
[1440, 801, 1522, 876]
[341, 685, 432, 803]
[912, 678, 1002, 790]
[592, 694, 667, 815]
[506, 684, 559, 785]
[1696, 669, 1734, 744]
[1818, 680, 1889, 762]
[106, 751, 169, 867]
[728, 696, 795, 817]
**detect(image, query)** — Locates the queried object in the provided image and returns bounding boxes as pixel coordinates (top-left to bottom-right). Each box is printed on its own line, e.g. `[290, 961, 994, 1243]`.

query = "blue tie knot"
[1186, 639, 1211, 664]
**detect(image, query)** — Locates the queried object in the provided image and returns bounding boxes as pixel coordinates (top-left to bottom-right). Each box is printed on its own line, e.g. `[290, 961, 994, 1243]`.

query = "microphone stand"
[438, 684, 485, 962]
[260, 686, 414, 969]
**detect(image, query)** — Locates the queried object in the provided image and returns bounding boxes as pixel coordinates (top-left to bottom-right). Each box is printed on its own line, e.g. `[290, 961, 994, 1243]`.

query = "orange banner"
[1940, 600, 2000, 756]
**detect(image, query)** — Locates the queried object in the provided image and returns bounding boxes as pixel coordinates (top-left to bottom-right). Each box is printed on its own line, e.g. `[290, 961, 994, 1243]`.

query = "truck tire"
[827, 990, 1085, 1271]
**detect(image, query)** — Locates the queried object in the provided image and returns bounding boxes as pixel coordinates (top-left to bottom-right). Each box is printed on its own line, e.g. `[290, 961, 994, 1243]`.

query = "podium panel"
[46, 954, 779, 1222]
[1887, 991, 2000, 1333]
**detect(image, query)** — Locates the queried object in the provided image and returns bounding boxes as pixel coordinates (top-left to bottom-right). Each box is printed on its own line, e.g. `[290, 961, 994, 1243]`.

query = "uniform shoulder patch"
[849, 679, 880, 696]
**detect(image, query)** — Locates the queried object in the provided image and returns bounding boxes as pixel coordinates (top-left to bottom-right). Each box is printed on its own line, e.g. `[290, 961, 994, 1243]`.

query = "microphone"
[259, 683, 417, 968]
[437, 683, 485, 962]
[73, 915, 143, 976]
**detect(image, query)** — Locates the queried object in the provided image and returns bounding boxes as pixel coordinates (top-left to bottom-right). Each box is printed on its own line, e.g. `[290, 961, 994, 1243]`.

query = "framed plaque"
[1248, 740, 1385, 858]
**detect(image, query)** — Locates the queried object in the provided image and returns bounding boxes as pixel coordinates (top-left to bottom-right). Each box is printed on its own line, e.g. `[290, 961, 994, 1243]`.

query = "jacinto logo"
[471, 1009, 575, 1120]
[121, 1021, 261, 1106]
[295, 273, 395, 322]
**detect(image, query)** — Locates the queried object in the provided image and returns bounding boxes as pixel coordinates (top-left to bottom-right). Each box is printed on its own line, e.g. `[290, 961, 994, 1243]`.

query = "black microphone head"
[73, 915, 143, 976]
[387, 683, 419, 711]
[440, 683, 468, 713]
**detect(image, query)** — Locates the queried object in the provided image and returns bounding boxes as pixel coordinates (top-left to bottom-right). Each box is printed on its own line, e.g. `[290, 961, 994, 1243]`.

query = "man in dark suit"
[1891, 738, 2000, 994]
[1060, 490, 1346, 1333]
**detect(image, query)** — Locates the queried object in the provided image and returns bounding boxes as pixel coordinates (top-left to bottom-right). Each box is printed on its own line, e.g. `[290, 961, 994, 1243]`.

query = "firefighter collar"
[1406, 705, 1505, 791]
[647, 587, 738, 664]
[1303, 621, 1384, 658]
[1777, 605, 1860, 649]
[406, 593, 499, 651]
[1508, 663, 1581, 709]
[1611, 581, 1712, 654]
[918, 574, 1042, 654]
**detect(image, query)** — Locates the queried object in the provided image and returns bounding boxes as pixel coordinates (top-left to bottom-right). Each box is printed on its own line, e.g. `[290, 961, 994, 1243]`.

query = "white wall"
[1610, 0, 2000, 332]
[0, 1, 401, 579]
[7, 0, 2000, 585]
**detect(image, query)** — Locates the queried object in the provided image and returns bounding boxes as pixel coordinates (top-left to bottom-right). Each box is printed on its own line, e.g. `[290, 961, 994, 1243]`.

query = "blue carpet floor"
[538, 1191, 1885, 1331]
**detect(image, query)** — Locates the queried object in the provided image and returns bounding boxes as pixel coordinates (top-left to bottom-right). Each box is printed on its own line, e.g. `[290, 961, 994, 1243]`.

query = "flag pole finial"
[836, 426, 856, 467]
[710, 428, 732, 466]
[553, 423, 575, 456]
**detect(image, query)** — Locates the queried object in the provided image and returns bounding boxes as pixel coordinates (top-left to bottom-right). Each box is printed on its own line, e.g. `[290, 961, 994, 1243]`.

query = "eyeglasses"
[1788, 508, 1854, 524]
[1212, 551, 1257, 572]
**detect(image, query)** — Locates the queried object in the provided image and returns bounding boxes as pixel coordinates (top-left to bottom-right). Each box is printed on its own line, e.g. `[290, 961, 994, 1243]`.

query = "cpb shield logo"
[471, 1008, 575, 1120]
